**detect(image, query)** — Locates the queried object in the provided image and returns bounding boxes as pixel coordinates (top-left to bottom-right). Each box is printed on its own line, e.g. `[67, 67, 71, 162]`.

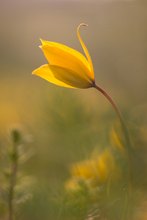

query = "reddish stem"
[94, 84, 122, 121]
[93, 83, 132, 151]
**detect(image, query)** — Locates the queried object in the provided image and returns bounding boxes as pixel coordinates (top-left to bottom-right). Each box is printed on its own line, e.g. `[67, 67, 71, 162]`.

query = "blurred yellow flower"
[71, 160, 97, 179]
[65, 148, 120, 192]
[32, 23, 95, 89]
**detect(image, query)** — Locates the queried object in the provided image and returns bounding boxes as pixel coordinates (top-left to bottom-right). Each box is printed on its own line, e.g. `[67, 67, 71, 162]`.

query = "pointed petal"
[77, 23, 94, 80]
[32, 64, 93, 89]
[40, 39, 94, 83]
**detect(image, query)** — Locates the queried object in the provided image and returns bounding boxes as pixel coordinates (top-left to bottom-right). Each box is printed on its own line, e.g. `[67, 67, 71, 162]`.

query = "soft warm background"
[0, 0, 147, 219]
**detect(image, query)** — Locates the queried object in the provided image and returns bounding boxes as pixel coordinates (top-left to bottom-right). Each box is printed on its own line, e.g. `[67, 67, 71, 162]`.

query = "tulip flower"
[32, 23, 131, 151]
[33, 24, 95, 89]
[33, 24, 122, 121]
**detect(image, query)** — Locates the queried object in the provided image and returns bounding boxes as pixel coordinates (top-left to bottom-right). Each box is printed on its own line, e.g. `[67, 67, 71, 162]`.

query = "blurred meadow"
[0, 0, 147, 219]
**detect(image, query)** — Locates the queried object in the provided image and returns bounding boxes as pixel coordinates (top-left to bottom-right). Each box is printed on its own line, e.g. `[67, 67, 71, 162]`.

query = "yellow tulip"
[32, 23, 131, 150]
[32, 23, 95, 89]
[32, 23, 120, 121]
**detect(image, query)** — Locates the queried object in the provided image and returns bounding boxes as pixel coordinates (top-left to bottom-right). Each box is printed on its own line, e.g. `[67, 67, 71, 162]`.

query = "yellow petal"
[32, 64, 93, 89]
[77, 23, 94, 80]
[40, 39, 94, 84]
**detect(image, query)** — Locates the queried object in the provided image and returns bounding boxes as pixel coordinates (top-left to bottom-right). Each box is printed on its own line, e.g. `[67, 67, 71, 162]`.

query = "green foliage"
[0, 127, 34, 220]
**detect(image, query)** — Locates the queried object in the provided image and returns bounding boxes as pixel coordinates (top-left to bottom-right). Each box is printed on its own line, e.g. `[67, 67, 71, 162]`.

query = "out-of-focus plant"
[56, 122, 146, 220]
[63, 132, 127, 220]
[0, 127, 34, 220]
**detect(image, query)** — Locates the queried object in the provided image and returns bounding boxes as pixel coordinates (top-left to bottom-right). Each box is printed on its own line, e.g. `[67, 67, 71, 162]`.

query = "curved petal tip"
[77, 23, 88, 31]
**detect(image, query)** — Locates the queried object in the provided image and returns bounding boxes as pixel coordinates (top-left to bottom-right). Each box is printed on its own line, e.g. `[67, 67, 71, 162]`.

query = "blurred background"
[0, 0, 147, 219]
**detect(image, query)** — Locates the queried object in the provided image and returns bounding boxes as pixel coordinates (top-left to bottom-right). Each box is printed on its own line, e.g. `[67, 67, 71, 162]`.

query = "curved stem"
[93, 83, 132, 219]
[93, 83, 132, 151]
